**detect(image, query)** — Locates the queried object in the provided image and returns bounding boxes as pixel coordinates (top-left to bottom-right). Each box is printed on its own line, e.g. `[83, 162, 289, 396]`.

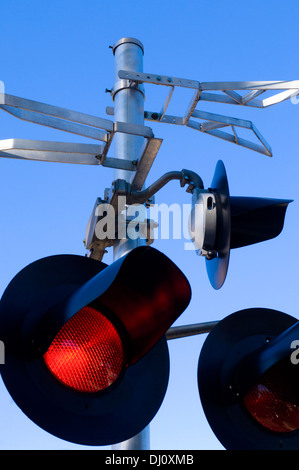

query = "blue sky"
[0, 0, 298, 450]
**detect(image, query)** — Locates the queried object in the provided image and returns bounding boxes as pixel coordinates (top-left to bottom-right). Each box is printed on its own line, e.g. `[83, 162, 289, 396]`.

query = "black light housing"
[191, 160, 292, 289]
[198, 307, 299, 450]
[0, 246, 191, 446]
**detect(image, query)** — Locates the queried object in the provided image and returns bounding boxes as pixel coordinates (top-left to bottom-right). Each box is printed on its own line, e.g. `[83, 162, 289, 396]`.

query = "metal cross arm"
[0, 93, 162, 172]
[118, 71, 299, 108]
[108, 103, 272, 156]
[198, 80, 299, 108]
[115, 70, 299, 156]
[0, 93, 112, 141]
[0, 139, 106, 165]
[187, 110, 272, 157]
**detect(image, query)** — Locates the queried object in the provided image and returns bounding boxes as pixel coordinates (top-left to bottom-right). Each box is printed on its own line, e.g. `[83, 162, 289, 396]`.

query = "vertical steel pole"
[112, 37, 146, 259]
[111, 38, 150, 450]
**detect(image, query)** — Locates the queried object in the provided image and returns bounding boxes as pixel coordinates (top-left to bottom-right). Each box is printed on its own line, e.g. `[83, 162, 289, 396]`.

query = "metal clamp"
[111, 79, 145, 101]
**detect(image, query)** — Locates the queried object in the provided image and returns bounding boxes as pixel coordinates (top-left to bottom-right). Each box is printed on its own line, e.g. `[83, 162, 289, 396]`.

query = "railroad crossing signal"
[0, 247, 190, 445]
[198, 308, 299, 450]
[0, 37, 298, 449]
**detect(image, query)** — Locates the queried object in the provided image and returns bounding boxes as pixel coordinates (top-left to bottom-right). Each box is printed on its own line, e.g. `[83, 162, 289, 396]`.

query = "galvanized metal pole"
[166, 321, 219, 340]
[111, 37, 150, 450]
[112, 37, 146, 260]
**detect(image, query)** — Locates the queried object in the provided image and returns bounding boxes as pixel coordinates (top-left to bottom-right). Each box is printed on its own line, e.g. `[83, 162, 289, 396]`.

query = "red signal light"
[43, 305, 125, 393]
[0, 250, 176, 445]
[243, 356, 299, 433]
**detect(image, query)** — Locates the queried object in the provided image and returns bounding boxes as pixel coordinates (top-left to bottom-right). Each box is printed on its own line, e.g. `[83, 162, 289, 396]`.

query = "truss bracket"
[117, 70, 299, 156]
[0, 94, 163, 176]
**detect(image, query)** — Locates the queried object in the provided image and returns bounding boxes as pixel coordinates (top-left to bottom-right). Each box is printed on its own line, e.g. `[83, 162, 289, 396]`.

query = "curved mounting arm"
[127, 169, 204, 205]
[85, 168, 205, 261]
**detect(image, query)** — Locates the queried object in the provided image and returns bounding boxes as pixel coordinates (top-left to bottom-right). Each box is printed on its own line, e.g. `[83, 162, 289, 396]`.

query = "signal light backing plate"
[198, 307, 299, 450]
[205, 160, 231, 289]
[0, 254, 170, 446]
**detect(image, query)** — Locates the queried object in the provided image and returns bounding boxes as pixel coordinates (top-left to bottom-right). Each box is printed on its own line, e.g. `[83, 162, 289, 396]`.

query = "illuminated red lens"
[43, 306, 125, 393]
[243, 357, 299, 433]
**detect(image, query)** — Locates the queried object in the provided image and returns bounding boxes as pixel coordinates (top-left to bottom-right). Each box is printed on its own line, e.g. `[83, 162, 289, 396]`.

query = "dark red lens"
[43, 305, 125, 393]
[243, 356, 299, 433]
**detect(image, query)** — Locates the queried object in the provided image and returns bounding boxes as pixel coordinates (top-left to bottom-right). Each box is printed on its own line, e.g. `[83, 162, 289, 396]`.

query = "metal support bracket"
[188, 110, 272, 156]
[114, 71, 299, 157]
[0, 93, 163, 179]
[84, 168, 204, 260]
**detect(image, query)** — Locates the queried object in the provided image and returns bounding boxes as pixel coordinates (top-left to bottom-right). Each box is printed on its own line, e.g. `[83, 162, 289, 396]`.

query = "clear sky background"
[0, 0, 298, 450]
